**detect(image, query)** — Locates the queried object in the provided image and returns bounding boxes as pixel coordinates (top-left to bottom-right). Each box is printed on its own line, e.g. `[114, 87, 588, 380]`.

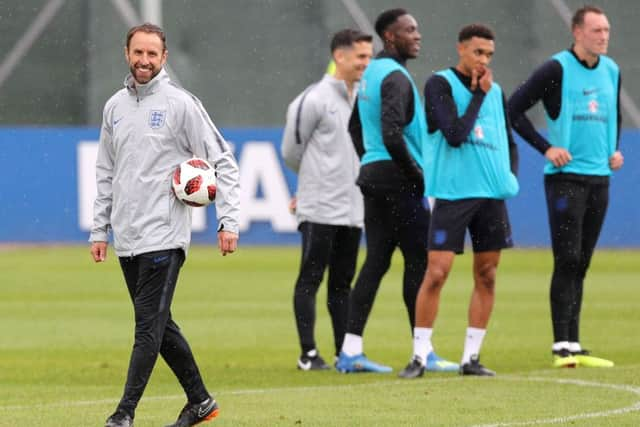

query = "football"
[172, 158, 217, 207]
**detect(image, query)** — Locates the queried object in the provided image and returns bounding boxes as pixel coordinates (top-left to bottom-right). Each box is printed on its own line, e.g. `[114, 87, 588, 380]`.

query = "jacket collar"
[124, 68, 169, 98]
[322, 73, 357, 103]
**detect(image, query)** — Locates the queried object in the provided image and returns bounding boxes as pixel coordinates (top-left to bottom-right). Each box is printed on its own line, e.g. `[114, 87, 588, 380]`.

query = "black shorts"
[428, 198, 513, 254]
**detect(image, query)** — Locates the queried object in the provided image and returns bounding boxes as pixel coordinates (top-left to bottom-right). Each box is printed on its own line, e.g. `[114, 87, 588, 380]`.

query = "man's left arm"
[348, 98, 365, 159]
[380, 71, 423, 186]
[182, 97, 240, 255]
[610, 74, 624, 170]
[502, 93, 519, 176]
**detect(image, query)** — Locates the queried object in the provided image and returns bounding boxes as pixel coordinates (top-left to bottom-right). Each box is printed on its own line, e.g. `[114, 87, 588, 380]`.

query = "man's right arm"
[508, 60, 563, 155]
[90, 107, 115, 262]
[508, 59, 572, 167]
[281, 86, 320, 173]
[424, 74, 486, 147]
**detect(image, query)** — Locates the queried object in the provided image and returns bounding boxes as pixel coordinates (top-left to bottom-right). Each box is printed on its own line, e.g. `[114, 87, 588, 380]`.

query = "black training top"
[424, 67, 519, 175]
[508, 47, 622, 155]
[349, 51, 424, 195]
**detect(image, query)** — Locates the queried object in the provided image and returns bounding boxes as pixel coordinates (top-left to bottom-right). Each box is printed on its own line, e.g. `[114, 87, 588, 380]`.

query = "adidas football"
[172, 158, 217, 207]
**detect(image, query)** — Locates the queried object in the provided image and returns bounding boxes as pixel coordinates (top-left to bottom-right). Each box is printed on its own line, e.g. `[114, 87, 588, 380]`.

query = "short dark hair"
[458, 23, 495, 42]
[330, 29, 373, 53]
[572, 5, 605, 29]
[126, 22, 166, 51]
[374, 8, 408, 39]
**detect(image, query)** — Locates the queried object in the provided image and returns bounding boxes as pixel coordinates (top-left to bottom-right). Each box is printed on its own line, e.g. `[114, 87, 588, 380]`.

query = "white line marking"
[1, 375, 639, 427]
[470, 376, 640, 427]
[0, 378, 459, 411]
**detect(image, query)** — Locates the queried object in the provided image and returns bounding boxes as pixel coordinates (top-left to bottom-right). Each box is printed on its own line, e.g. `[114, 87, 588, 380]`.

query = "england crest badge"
[149, 110, 166, 129]
[473, 125, 484, 140]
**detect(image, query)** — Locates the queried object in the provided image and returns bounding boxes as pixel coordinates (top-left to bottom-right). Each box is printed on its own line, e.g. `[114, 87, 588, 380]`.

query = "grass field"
[1, 245, 639, 426]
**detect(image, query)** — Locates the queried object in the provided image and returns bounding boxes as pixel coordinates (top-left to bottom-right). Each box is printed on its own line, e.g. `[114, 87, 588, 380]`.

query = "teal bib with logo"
[544, 51, 619, 176]
[357, 58, 426, 170]
[423, 69, 518, 200]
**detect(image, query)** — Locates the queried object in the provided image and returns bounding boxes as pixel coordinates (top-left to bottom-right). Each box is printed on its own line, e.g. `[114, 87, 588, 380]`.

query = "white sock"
[568, 342, 582, 353]
[461, 327, 486, 364]
[306, 349, 318, 358]
[552, 341, 570, 352]
[341, 333, 363, 357]
[413, 327, 433, 365]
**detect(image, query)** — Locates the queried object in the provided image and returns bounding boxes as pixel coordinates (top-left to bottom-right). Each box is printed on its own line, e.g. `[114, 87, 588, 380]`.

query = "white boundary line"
[0, 379, 441, 411]
[1, 375, 640, 426]
[470, 376, 640, 426]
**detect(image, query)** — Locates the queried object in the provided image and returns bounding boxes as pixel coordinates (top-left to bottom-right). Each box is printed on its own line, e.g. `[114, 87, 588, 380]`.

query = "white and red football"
[172, 158, 217, 207]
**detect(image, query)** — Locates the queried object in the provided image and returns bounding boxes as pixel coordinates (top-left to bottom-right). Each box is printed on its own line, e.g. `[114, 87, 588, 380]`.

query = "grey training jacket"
[281, 74, 364, 228]
[90, 69, 240, 256]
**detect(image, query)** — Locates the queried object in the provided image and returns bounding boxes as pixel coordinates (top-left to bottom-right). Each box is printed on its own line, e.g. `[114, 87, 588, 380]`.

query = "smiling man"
[509, 5, 622, 369]
[281, 29, 373, 371]
[91, 23, 240, 427]
[399, 23, 519, 379]
[335, 8, 455, 374]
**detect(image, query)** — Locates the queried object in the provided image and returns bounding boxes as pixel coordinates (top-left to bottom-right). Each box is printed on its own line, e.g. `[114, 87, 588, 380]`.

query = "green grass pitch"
[1, 245, 639, 426]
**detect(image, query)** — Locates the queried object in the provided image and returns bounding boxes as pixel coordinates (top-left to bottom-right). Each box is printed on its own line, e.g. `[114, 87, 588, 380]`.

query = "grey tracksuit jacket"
[281, 74, 364, 228]
[90, 69, 240, 256]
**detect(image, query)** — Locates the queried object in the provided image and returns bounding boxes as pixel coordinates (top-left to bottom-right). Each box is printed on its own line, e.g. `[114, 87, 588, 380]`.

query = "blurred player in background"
[509, 5, 622, 368]
[90, 23, 240, 427]
[281, 29, 373, 370]
[399, 23, 519, 378]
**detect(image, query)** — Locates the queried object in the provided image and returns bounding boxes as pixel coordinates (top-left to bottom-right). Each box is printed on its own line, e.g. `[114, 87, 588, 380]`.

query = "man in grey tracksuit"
[90, 24, 239, 427]
[281, 29, 373, 370]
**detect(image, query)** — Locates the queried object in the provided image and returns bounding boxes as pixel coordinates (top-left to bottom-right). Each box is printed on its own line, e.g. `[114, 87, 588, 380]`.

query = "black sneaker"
[105, 409, 133, 427]
[552, 348, 578, 368]
[459, 355, 496, 376]
[297, 352, 330, 371]
[165, 396, 219, 427]
[398, 356, 425, 379]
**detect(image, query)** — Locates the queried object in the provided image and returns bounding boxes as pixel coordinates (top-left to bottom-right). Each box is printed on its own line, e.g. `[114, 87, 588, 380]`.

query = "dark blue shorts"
[428, 198, 513, 254]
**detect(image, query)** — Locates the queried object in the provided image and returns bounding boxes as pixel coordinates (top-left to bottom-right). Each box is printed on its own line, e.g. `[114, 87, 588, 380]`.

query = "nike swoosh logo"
[583, 88, 598, 96]
[153, 255, 169, 263]
[197, 399, 216, 418]
[298, 360, 312, 370]
[113, 117, 124, 126]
